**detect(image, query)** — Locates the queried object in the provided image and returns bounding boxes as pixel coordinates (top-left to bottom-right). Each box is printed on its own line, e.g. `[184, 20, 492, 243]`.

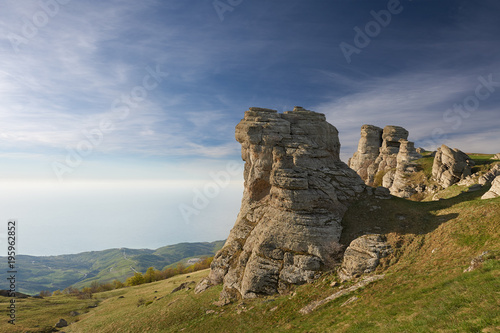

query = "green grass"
[4, 190, 499, 332]
[414, 155, 434, 180]
[469, 153, 498, 174]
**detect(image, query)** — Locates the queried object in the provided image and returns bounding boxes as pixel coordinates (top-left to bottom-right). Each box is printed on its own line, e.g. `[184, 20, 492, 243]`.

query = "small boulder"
[55, 319, 68, 328]
[339, 234, 392, 281]
[171, 282, 191, 294]
[491, 153, 500, 160]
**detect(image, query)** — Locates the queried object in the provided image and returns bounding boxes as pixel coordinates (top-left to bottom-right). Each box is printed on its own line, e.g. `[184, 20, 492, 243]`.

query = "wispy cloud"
[314, 69, 500, 160]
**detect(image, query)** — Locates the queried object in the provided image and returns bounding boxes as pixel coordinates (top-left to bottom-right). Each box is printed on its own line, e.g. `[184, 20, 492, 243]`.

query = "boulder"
[492, 153, 500, 160]
[55, 319, 68, 328]
[171, 282, 193, 294]
[338, 234, 391, 281]
[432, 145, 475, 188]
[481, 176, 500, 199]
[196, 107, 366, 300]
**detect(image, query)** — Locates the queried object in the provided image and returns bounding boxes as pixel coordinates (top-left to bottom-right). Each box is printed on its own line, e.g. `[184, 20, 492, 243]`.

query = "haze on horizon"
[0, 0, 499, 255]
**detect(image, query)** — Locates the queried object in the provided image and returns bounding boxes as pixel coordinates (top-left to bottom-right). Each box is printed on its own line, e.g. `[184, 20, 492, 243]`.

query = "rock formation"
[416, 147, 426, 154]
[338, 234, 391, 281]
[458, 163, 500, 187]
[432, 145, 475, 188]
[384, 139, 426, 197]
[349, 125, 423, 198]
[481, 176, 500, 199]
[348, 125, 383, 185]
[492, 153, 500, 160]
[479, 164, 500, 185]
[374, 126, 410, 175]
[196, 107, 366, 299]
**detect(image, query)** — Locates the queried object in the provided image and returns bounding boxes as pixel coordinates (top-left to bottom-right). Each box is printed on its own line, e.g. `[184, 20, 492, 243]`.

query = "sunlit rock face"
[349, 125, 423, 198]
[196, 107, 366, 299]
[432, 145, 475, 188]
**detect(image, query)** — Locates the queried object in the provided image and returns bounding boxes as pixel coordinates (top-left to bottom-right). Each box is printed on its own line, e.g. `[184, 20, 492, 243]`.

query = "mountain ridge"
[0, 240, 225, 295]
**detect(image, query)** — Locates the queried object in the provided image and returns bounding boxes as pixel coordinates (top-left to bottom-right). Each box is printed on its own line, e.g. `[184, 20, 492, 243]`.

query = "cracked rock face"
[197, 107, 366, 299]
[432, 145, 475, 188]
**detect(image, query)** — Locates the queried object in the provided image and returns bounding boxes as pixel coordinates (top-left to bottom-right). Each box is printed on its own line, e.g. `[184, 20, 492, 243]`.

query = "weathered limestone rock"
[481, 176, 500, 199]
[374, 126, 410, 175]
[350, 125, 423, 198]
[388, 139, 424, 197]
[348, 125, 383, 185]
[492, 153, 500, 160]
[480, 164, 500, 185]
[458, 163, 500, 186]
[338, 234, 391, 281]
[432, 145, 475, 188]
[196, 107, 366, 300]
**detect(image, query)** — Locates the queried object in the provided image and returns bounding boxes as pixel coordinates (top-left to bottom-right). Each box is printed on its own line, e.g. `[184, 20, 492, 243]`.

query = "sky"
[0, 0, 499, 255]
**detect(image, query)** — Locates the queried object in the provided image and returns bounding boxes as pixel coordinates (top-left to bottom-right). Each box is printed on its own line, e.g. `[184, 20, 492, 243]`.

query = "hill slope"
[3, 188, 499, 332]
[0, 240, 224, 295]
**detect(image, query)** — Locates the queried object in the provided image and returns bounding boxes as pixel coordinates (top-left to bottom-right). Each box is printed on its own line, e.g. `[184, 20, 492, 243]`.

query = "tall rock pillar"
[196, 107, 365, 300]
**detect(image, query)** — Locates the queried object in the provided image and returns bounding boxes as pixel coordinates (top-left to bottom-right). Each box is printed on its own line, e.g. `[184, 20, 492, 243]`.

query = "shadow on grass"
[340, 184, 490, 245]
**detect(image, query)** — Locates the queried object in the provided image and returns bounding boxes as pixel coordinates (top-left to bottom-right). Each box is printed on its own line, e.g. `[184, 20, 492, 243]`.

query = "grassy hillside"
[0, 241, 225, 295]
[2, 189, 499, 332]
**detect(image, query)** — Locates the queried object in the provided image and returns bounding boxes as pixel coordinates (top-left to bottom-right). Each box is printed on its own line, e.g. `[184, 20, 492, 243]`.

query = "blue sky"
[0, 0, 499, 255]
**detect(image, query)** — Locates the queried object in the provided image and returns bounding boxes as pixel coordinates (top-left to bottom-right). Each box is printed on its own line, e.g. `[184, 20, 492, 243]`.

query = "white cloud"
[314, 70, 500, 160]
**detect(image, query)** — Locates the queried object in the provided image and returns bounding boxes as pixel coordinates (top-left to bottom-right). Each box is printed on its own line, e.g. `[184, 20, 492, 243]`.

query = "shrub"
[126, 272, 145, 286]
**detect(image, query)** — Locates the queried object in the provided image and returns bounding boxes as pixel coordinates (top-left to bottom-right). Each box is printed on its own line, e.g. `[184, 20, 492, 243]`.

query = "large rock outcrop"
[196, 107, 366, 300]
[349, 125, 423, 198]
[432, 145, 475, 188]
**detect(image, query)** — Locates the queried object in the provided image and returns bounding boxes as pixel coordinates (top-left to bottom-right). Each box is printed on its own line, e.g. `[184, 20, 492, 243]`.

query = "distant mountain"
[0, 240, 224, 295]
